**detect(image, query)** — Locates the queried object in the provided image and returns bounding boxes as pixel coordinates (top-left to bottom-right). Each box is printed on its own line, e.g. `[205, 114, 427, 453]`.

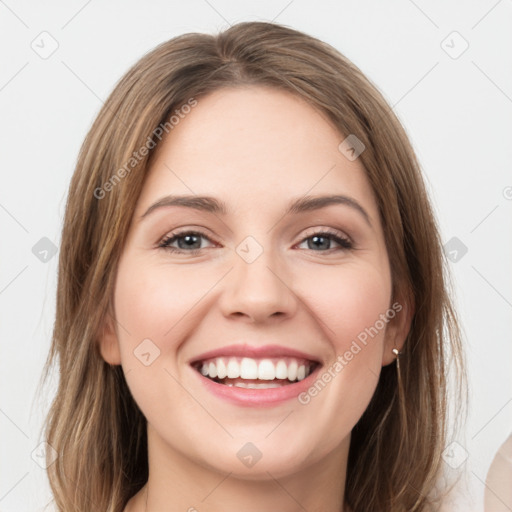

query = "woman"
[41, 21, 465, 511]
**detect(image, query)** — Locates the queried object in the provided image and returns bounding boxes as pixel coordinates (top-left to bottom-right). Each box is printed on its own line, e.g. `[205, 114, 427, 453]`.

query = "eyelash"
[157, 228, 353, 255]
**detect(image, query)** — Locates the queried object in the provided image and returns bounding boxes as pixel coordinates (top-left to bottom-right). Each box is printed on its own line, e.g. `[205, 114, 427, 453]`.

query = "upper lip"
[189, 344, 323, 366]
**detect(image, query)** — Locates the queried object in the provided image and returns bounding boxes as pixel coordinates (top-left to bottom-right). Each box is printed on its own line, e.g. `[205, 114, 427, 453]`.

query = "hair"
[39, 20, 466, 512]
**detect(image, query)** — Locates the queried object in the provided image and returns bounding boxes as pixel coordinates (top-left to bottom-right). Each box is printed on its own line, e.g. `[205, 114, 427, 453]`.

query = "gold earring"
[392, 347, 402, 372]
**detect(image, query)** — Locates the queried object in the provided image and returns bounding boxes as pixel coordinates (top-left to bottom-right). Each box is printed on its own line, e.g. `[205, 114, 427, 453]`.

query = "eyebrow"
[139, 194, 372, 227]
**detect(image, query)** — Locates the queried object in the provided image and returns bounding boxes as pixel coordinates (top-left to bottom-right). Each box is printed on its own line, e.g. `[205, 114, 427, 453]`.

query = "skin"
[99, 86, 412, 512]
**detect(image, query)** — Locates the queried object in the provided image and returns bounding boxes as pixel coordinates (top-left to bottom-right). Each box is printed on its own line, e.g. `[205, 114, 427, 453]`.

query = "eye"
[158, 228, 354, 255]
[158, 230, 216, 254]
[296, 229, 353, 252]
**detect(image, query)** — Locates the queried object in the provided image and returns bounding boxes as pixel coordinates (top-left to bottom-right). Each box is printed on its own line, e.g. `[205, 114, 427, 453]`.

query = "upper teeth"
[197, 357, 314, 381]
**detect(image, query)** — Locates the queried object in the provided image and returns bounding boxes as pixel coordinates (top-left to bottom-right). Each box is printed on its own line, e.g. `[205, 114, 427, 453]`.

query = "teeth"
[287, 360, 298, 381]
[198, 356, 315, 382]
[216, 358, 227, 379]
[208, 362, 217, 378]
[275, 360, 288, 379]
[258, 359, 275, 380]
[227, 359, 240, 378]
[240, 358, 258, 379]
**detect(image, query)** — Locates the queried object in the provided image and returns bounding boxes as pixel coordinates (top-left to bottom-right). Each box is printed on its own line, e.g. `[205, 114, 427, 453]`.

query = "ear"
[97, 308, 122, 365]
[381, 289, 415, 366]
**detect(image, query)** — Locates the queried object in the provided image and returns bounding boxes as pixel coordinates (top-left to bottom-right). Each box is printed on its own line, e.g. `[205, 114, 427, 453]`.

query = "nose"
[218, 243, 298, 324]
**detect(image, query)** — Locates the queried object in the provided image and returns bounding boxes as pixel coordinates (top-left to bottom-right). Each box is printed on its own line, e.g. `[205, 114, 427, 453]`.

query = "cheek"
[297, 261, 392, 420]
[302, 262, 392, 351]
[292, 264, 392, 448]
[113, 257, 214, 347]
[112, 258, 208, 410]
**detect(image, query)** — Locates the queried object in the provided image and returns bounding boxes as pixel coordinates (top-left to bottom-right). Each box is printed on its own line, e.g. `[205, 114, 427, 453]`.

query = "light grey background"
[1, 1, 511, 510]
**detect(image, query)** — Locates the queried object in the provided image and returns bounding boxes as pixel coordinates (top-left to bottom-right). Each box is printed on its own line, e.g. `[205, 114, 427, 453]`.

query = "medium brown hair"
[39, 21, 465, 511]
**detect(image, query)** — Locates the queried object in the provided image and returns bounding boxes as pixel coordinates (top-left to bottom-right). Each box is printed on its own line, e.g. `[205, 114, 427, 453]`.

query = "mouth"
[191, 356, 321, 389]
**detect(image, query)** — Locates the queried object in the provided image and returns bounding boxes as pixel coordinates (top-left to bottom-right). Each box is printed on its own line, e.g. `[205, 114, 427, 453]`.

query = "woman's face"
[100, 86, 409, 480]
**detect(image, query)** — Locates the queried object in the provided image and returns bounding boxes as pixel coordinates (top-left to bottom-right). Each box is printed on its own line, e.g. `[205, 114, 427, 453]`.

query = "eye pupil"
[309, 235, 330, 250]
[179, 234, 201, 249]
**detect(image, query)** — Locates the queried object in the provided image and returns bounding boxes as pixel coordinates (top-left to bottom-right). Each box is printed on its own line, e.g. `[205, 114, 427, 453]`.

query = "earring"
[392, 347, 402, 372]
[392, 347, 402, 391]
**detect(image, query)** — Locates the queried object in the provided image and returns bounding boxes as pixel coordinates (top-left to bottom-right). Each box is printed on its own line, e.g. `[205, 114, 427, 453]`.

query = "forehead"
[136, 86, 377, 220]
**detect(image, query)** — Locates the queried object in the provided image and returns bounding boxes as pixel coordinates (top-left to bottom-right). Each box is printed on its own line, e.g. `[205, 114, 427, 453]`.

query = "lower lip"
[191, 364, 322, 407]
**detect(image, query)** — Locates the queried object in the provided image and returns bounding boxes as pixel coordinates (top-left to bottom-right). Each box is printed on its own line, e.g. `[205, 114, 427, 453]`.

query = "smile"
[192, 356, 319, 388]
